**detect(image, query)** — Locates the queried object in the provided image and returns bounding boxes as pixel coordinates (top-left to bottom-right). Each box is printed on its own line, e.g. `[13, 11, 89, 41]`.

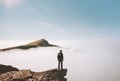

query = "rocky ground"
[0, 65, 67, 81]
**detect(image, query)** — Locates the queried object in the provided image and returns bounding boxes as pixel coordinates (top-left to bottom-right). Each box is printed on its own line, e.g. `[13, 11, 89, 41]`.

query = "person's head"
[60, 50, 62, 53]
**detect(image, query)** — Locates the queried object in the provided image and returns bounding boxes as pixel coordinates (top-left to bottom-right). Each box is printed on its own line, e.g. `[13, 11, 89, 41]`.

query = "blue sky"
[0, 0, 120, 40]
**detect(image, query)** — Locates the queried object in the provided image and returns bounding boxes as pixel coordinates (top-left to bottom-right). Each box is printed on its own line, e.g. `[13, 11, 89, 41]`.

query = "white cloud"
[21, 2, 48, 20]
[17, 0, 65, 32]
[40, 22, 58, 27]
[22, 9, 64, 32]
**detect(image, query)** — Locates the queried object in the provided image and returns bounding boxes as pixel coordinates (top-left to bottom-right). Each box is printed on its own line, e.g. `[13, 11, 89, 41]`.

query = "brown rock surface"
[0, 69, 67, 81]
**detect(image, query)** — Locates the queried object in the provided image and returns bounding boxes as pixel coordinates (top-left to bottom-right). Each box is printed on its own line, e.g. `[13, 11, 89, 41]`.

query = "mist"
[0, 40, 120, 81]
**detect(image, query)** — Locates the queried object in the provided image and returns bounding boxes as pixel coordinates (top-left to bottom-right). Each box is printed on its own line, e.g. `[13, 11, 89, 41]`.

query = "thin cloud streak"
[40, 22, 65, 32]
[21, 2, 45, 19]
[21, 1, 65, 33]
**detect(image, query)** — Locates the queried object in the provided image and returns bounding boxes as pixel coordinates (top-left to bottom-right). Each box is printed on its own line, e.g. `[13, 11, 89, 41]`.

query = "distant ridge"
[0, 39, 58, 51]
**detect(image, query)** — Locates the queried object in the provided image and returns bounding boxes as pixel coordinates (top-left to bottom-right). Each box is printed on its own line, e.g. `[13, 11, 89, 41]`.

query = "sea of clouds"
[0, 40, 120, 81]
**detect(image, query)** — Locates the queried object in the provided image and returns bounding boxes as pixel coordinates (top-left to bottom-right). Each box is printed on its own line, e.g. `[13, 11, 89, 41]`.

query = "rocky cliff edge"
[0, 68, 67, 81]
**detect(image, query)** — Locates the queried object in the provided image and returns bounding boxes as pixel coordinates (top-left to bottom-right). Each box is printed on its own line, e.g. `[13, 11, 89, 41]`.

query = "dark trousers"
[58, 60, 63, 69]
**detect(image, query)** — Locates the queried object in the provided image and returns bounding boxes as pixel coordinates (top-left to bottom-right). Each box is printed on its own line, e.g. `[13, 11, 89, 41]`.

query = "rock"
[32, 69, 67, 81]
[0, 69, 67, 81]
[0, 64, 19, 74]
[12, 70, 32, 80]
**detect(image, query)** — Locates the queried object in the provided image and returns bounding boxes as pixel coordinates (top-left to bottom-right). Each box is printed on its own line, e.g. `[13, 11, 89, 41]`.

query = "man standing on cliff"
[57, 50, 64, 69]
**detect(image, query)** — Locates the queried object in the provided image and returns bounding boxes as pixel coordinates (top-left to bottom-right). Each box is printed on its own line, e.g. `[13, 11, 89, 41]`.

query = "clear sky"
[0, 0, 120, 40]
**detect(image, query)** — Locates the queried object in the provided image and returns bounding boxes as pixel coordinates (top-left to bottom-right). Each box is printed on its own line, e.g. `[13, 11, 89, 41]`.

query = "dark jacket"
[57, 53, 63, 61]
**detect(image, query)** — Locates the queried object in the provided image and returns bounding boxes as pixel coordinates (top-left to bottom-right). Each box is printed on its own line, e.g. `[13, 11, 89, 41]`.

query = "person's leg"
[61, 60, 63, 69]
[58, 61, 60, 69]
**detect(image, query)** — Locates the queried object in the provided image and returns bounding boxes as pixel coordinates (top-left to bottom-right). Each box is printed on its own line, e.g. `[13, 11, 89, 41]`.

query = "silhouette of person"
[57, 50, 63, 69]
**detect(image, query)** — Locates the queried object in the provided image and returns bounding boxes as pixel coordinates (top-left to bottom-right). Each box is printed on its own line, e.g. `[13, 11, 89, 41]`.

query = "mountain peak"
[26, 39, 54, 47]
[0, 39, 58, 51]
